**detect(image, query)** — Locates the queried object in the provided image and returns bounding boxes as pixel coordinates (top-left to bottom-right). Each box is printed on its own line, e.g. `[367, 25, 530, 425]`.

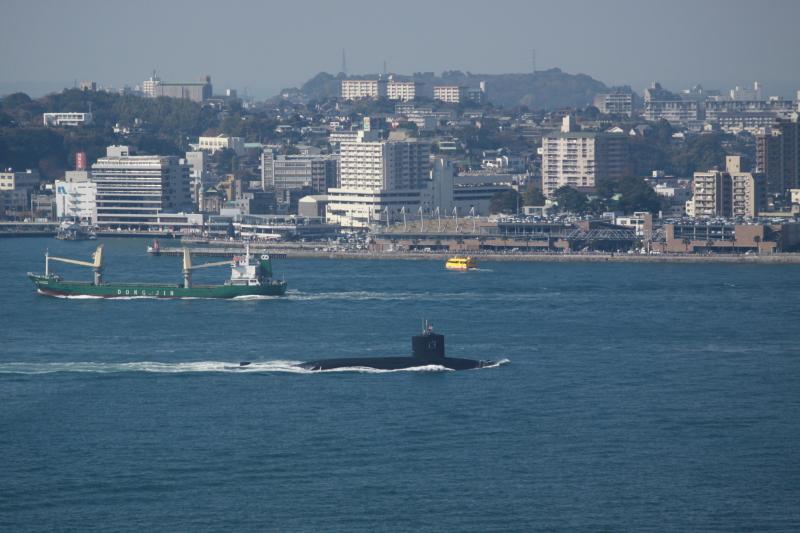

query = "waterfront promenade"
[152, 244, 800, 264]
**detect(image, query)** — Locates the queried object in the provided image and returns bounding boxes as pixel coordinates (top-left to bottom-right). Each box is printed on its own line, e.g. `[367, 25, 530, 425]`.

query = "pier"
[150, 246, 287, 259]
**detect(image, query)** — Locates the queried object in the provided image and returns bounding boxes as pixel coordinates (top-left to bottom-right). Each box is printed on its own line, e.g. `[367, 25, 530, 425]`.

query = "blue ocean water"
[1, 237, 799, 532]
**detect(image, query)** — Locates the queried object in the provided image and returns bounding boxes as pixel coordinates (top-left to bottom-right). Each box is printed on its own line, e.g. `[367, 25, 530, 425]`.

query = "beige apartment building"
[687, 156, 765, 218]
[433, 85, 466, 104]
[341, 79, 387, 100]
[386, 80, 418, 101]
[541, 116, 629, 197]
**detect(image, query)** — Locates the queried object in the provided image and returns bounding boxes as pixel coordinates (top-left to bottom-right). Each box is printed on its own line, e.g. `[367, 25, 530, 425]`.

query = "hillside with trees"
[298, 68, 609, 109]
[0, 89, 220, 180]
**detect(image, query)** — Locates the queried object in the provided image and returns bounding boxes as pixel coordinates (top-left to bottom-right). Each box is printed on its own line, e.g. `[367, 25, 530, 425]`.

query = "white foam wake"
[0, 360, 470, 375]
[483, 358, 511, 368]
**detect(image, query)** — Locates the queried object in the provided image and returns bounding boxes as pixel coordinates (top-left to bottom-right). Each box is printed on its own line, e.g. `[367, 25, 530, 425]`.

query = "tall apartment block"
[729, 157, 766, 218]
[756, 113, 800, 195]
[326, 131, 431, 227]
[91, 145, 191, 228]
[540, 116, 629, 197]
[689, 170, 732, 218]
[687, 156, 765, 218]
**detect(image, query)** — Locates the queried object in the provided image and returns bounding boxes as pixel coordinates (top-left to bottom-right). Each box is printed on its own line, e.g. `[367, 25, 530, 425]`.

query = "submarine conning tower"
[412, 324, 445, 359]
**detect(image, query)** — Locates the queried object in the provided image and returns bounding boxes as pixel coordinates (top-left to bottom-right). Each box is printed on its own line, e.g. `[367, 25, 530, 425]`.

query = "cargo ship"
[28, 244, 287, 299]
[445, 256, 477, 271]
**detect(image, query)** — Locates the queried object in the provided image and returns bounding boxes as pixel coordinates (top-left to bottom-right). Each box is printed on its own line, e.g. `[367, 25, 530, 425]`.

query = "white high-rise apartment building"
[91, 146, 190, 228]
[326, 131, 431, 227]
[541, 116, 629, 197]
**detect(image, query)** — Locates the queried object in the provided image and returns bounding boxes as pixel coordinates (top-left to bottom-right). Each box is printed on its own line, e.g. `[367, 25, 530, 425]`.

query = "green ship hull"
[28, 274, 287, 299]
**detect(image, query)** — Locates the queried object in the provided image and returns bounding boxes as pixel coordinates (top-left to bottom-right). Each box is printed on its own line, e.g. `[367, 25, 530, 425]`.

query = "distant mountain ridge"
[299, 68, 609, 109]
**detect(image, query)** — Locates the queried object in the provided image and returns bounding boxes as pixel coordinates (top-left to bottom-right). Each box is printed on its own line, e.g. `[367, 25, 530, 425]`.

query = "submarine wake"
[0, 360, 481, 375]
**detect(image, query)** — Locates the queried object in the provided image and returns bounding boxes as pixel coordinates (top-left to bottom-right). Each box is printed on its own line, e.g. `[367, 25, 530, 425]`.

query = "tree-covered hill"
[0, 89, 220, 180]
[298, 68, 609, 109]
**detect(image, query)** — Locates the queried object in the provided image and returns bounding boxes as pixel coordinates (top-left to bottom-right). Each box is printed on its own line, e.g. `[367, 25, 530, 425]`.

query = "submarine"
[297, 324, 496, 371]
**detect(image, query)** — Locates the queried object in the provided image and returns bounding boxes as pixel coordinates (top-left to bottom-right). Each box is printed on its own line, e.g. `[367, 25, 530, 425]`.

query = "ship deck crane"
[47, 245, 104, 285]
[182, 248, 233, 288]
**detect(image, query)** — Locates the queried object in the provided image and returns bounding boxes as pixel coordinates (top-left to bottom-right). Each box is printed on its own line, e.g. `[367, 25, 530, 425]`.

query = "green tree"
[523, 183, 546, 206]
[553, 186, 588, 213]
[596, 175, 661, 214]
[489, 190, 521, 214]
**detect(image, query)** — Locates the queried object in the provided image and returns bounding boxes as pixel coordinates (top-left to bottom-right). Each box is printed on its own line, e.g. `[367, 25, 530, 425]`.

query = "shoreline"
[6, 232, 800, 263]
[279, 250, 800, 264]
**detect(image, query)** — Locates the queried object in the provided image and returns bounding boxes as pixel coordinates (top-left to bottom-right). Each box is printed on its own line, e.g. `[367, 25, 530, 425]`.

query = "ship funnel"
[259, 254, 273, 278]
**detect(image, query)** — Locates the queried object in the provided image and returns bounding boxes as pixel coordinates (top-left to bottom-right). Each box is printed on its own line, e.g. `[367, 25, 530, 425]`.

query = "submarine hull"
[298, 356, 492, 371]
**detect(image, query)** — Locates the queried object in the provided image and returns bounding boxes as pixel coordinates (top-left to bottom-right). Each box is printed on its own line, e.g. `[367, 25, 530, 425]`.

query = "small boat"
[55, 221, 96, 241]
[147, 239, 160, 255]
[445, 256, 477, 271]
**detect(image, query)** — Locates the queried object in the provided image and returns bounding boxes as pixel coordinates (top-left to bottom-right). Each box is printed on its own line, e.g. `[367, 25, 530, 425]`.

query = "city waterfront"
[1, 237, 799, 531]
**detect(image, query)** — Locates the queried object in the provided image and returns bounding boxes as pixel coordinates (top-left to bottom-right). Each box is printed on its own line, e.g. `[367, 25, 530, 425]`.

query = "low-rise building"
[387, 80, 418, 101]
[148, 76, 212, 102]
[55, 178, 97, 222]
[662, 221, 800, 253]
[261, 149, 338, 195]
[341, 79, 387, 100]
[43, 112, 93, 127]
[298, 195, 329, 218]
[434, 85, 467, 104]
[593, 87, 633, 116]
[644, 82, 699, 123]
[0, 169, 39, 191]
[196, 134, 245, 155]
[207, 214, 338, 240]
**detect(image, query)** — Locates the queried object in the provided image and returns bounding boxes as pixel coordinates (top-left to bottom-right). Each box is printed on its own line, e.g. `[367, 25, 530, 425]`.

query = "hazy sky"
[2, 0, 799, 99]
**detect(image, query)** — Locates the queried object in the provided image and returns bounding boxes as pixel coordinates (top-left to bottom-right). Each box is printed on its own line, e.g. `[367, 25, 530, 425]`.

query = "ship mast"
[48, 245, 104, 284]
[181, 248, 234, 288]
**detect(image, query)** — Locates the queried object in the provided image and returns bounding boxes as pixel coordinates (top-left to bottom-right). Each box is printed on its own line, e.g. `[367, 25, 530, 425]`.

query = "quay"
[150, 245, 287, 259]
[151, 245, 800, 263]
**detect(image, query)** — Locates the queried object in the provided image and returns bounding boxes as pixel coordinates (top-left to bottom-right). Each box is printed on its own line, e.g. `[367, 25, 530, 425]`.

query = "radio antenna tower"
[531, 49, 537, 74]
[341, 49, 347, 75]
[383, 60, 387, 75]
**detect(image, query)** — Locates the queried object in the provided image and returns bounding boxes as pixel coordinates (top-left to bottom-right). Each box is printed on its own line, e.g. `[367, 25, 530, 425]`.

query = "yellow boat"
[445, 256, 477, 271]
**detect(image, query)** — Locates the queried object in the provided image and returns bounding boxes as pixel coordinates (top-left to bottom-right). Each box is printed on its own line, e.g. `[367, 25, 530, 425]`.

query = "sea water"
[1, 238, 799, 531]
